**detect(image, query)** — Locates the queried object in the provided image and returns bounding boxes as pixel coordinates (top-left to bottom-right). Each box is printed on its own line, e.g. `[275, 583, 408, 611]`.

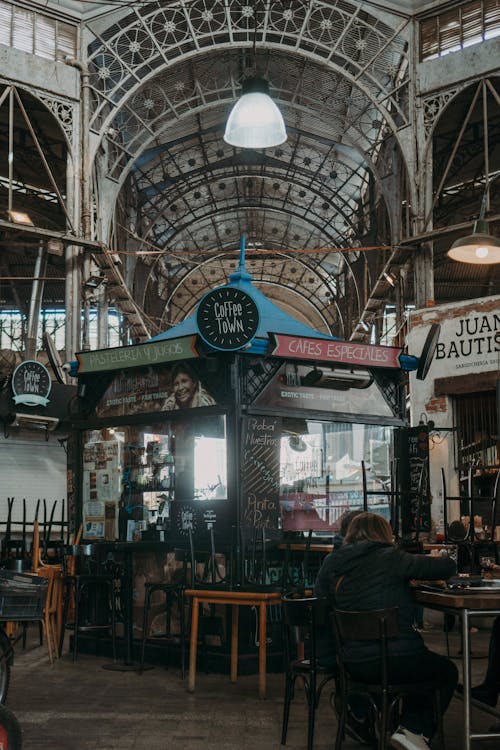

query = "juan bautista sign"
[434, 308, 500, 375]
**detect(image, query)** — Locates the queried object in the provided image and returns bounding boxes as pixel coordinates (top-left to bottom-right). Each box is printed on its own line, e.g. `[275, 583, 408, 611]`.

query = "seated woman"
[317, 512, 458, 750]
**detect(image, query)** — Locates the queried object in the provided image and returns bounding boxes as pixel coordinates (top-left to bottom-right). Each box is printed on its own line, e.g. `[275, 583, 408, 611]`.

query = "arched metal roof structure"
[0, 0, 498, 358]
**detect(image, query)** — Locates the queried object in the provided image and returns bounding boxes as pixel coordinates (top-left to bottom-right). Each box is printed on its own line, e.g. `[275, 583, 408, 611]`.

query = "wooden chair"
[331, 607, 445, 750]
[281, 594, 338, 750]
[36, 565, 62, 663]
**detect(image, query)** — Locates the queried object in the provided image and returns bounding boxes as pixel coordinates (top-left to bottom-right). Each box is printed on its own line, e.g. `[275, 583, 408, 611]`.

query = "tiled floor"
[5, 618, 500, 749]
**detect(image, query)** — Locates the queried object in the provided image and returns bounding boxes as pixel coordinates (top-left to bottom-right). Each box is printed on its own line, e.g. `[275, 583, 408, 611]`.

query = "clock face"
[197, 287, 259, 351]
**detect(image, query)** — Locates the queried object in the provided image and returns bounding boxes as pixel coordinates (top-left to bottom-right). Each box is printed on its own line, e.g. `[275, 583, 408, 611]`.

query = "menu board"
[400, 425, 431, 534]
[240, 416, 281, 532]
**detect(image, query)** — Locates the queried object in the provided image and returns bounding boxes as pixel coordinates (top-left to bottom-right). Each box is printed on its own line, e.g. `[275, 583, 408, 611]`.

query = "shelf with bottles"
[126, 473, 174, 494]
[458, 465, 499, 498]
[123, 447, 175, 495]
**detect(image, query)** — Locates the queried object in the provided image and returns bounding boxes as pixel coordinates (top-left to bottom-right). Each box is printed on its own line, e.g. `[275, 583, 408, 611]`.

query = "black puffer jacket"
[316, 540, 456, 662]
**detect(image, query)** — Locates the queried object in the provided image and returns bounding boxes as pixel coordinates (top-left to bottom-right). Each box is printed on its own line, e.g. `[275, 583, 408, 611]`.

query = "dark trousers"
[484, 615, 500, 693]
[346, 649, 458, 739]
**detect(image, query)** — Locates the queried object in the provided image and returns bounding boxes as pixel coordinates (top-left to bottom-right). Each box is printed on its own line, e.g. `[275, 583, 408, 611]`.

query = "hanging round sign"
[196, 287, 260, 351]
[11, 360, 52, 407]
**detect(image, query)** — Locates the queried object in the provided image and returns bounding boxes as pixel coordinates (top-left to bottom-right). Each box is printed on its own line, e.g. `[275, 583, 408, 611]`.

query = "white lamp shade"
[224, 78, 287, 149]
[447, 219, 500, 264]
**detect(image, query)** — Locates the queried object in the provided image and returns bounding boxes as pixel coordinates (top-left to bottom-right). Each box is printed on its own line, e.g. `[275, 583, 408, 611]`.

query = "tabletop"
[414, 586, 500, 610]
[414, 582, 500, 750]
[277, 543, 333, 553]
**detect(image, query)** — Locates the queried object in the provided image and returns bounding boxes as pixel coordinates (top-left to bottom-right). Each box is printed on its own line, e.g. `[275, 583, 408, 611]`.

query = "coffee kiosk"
[68, 240, 431, 649]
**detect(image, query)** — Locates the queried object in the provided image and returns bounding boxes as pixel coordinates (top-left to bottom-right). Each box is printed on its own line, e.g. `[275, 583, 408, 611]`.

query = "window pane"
[462, 1, 484, 43]
[485, 0, 500, 24]
[12, 7, 34, 53]
[56, 21, 77, 62]
[0, 2, 12, 47]
[420, 18, 439, 60]
[439, 8, 461, 51]
[35, 15, 56, 60]
[420, 0, 500, 60]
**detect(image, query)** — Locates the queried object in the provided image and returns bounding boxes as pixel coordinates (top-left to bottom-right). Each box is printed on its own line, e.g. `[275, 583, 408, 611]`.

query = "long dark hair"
[170, 361, 199, 385]
[344, 512, 394, 545]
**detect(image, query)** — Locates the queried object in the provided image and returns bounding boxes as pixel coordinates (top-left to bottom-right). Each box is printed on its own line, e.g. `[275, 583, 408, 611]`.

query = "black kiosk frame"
[67, 242, 432, 663]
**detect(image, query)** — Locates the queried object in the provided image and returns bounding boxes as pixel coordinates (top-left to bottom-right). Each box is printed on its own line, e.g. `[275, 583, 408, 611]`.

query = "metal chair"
[188, 527, 233, 589]
[281, 594, 338, 750]
[280, 529, 316, 595]
[239, 528, 284, 591]
[58, 544, 118, 661]
[186, 528, 233, 665]
[139, 547, 190, 678]
[331, 607, 444, 750]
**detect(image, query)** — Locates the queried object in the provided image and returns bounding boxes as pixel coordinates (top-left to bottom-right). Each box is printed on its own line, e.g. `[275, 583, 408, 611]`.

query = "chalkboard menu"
[399, 425, 431, 534]
[240, 416, 281, 533]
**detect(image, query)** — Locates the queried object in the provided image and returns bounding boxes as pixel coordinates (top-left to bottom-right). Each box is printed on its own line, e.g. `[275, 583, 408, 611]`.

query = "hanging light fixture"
[447, 219, 500, 264]
[224, 77, 287, 149]
[447, 174, 500, 264]
[223, 3, 287, 149]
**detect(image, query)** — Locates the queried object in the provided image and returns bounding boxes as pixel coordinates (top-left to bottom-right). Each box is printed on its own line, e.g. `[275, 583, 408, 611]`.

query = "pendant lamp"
[447, 219, 500, 264]
[447, 174, 500, 264]
[223, 77, 287, 149]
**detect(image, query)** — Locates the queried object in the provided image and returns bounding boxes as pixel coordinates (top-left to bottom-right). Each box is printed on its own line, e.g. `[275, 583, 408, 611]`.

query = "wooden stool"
[185, 588, 282, 698]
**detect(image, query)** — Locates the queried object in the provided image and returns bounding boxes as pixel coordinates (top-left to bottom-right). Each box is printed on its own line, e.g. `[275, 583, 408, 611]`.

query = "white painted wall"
[407, 295, 500, 527]
[0, 432, 67, 535]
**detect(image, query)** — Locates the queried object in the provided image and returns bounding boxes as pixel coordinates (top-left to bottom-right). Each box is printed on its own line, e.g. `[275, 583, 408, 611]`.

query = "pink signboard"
[268, 333, 402, 369]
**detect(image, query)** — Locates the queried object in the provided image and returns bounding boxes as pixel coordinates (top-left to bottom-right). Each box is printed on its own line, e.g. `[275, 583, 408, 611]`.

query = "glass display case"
[81, 415, 228, 541]
[278, 419, 395, 533]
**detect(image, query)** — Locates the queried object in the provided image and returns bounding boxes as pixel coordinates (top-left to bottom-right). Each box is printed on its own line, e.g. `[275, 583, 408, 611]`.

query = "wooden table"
[414, 586, 500, 750]
[185, 588, 282, 698]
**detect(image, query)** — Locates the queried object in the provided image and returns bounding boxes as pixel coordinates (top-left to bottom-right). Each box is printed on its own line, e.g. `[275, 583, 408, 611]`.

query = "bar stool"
[58, 544, 118, 661]
[139, 548, 190, 677]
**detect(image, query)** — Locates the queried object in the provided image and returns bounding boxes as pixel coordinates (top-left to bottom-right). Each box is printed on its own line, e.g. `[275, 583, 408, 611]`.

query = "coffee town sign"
[11, 360, 52, 406]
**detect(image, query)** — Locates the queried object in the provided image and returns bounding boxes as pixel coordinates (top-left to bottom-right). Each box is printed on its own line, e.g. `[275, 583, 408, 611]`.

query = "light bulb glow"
[475, 246, 489, 259]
